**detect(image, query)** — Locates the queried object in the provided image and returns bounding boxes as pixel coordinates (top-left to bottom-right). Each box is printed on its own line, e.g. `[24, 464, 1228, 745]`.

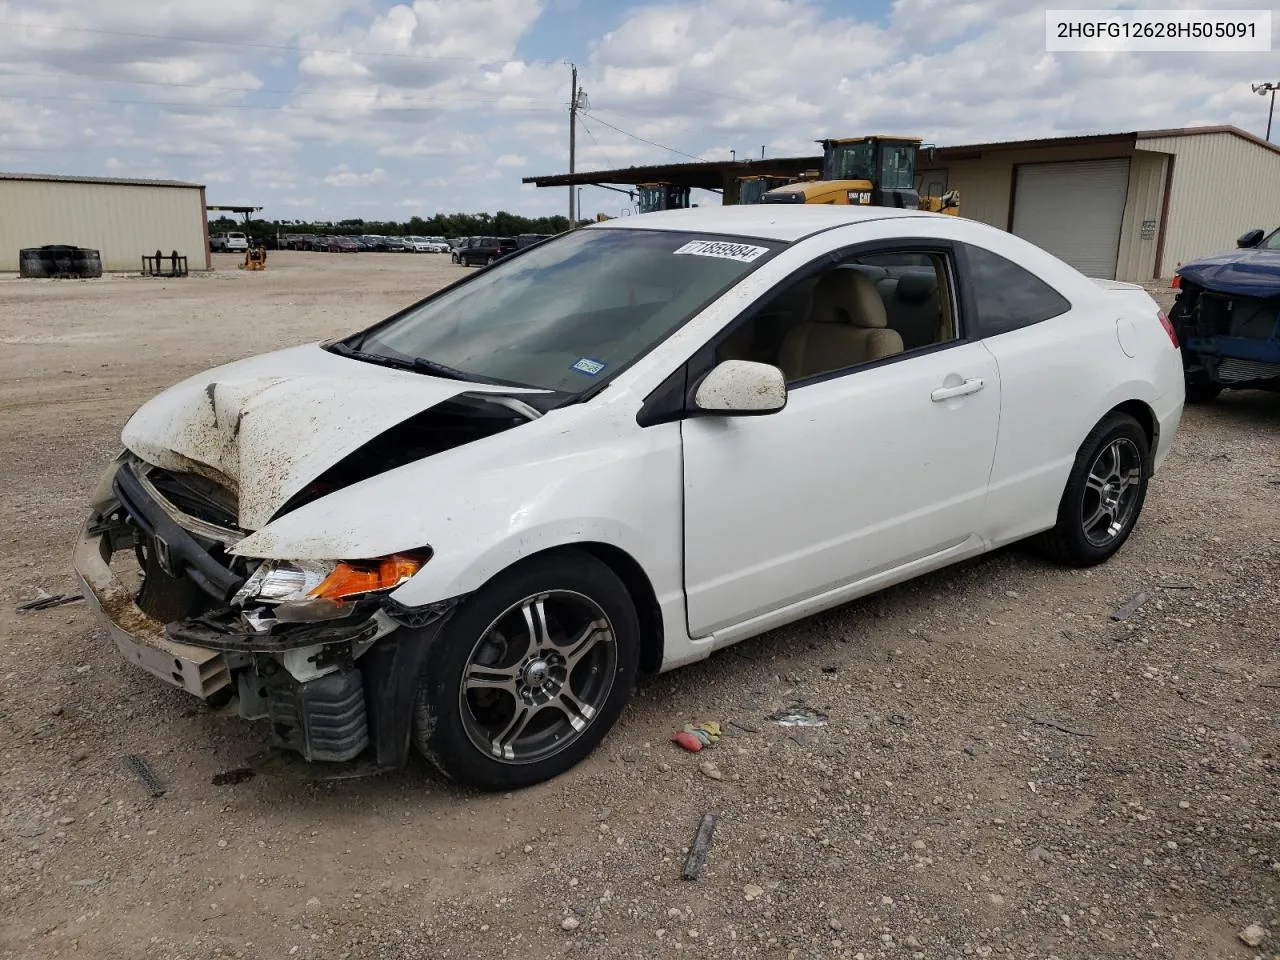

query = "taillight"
[1157, 310, 1179, 348]
[1170, 274, 1181, 289]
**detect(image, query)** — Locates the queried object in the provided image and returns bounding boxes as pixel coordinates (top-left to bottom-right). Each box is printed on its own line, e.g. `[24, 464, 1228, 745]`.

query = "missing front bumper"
[73, 519, 233, 699]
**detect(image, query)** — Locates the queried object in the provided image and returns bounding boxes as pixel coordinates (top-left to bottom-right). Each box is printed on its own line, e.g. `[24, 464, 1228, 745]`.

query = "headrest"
[810, 269, 888, 329]
[896, 270, 938, 304]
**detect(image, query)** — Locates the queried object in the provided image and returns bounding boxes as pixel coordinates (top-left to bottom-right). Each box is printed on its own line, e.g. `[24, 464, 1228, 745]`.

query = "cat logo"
[846, 190, 872, 205]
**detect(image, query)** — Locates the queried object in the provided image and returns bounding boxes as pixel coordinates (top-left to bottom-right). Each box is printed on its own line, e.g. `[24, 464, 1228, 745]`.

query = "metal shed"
[526, 125, 1280, 282]
[0, 172, 210, 272]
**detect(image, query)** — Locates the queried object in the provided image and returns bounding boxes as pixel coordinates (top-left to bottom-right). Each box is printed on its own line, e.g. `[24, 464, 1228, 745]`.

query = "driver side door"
[681, 242, 1000, 638]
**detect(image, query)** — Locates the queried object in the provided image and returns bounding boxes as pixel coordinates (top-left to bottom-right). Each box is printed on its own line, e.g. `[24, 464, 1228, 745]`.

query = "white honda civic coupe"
[74, 206, 1184, 788]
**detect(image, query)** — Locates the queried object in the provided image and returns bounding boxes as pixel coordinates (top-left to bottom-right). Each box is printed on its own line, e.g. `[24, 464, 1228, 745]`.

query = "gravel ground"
[0, 253, 1276, 960]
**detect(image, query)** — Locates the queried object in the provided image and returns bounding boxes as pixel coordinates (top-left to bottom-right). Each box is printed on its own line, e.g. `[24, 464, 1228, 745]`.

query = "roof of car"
[588, 205, 940, 242]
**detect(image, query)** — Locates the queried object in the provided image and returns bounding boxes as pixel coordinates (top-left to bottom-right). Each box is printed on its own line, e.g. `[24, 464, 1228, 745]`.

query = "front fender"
[231, 405, 686, 612]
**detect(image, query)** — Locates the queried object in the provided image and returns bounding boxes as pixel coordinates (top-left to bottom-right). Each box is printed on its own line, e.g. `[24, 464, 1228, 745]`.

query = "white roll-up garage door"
[1011, 159, 1130, 279]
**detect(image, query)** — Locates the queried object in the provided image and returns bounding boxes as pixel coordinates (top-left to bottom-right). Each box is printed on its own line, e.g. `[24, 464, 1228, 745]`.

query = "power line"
[578, 111, 704, 162]
[0, 19, 563, 65]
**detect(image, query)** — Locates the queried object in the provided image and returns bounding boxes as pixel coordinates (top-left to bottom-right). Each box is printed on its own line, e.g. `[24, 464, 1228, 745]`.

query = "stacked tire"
[19, 245, 103, 279]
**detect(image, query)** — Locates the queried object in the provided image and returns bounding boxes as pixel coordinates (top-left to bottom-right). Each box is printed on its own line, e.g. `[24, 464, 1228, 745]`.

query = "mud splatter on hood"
[121, 343, 534, 530]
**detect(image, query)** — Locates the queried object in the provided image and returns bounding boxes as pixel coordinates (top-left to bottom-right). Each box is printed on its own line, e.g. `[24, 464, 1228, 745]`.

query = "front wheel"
[412, 551, 639, 789]
[1039, 412, 1150, 567]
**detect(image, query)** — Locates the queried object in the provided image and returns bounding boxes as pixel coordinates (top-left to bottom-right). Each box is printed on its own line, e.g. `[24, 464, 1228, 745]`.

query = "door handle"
[931, 378, 985, 402]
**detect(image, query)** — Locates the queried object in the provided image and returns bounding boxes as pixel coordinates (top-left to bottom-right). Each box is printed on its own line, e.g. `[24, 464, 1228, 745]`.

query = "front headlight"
[233, 554, 426, 621]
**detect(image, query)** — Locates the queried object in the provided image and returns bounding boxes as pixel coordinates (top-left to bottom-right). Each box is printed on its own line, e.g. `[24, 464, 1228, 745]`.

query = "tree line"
[209, 211, 581, 242]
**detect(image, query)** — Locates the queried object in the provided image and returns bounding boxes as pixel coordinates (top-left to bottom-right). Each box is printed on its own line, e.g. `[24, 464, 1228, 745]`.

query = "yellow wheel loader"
[636, 183, 691, 214]
[761, 136, 959, 215]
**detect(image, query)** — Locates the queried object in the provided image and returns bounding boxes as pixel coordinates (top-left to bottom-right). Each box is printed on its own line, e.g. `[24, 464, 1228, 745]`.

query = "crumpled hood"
[121, 343, 532, 529]
[1178, 247, 1280, 298]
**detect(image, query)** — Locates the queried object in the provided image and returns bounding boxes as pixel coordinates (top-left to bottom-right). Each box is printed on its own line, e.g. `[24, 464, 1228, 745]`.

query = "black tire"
[1039, 412, 1150, 567]
[1184, 380, 1221, 404]
[485, 255, 496, 266]
[412, 550, 639, 789]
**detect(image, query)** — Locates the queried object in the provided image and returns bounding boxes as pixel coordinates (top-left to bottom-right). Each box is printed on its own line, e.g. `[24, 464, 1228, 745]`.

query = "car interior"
[716, 251, 957, 382]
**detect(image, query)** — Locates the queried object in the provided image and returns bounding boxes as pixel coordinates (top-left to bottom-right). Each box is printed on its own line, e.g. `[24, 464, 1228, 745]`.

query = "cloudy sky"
[0, 0, 1274, 221]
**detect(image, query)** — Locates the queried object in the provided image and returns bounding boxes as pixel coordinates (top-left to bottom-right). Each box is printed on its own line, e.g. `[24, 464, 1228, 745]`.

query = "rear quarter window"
[961, 243, 1071, 338]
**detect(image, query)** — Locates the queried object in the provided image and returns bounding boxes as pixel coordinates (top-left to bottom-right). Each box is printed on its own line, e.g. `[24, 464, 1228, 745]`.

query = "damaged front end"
[73, 454, 456, 769]
[1170, 281, 1280, 394]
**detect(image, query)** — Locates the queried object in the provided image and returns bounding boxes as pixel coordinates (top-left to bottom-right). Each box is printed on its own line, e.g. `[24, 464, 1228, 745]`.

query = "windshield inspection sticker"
[673, 240, 769, 263]
[571, 357, 607, 376]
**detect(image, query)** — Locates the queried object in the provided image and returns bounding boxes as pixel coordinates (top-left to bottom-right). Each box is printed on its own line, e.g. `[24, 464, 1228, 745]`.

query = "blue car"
[1169, 226, 1280, 402]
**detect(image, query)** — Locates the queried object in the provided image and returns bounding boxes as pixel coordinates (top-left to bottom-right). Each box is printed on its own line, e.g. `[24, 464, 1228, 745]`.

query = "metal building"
[525, 124, 1280, 282]
[0, 172, 210, 272]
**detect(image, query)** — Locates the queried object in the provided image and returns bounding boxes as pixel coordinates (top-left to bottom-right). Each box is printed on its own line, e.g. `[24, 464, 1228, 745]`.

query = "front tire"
[1039, 412, 1150, 567]
[412, 550, 639, 789]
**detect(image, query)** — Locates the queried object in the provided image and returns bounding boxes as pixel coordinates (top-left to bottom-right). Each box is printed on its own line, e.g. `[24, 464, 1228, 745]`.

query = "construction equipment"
[761, 136, 959, 215]
[636, 183, 691, 214]
[737, 175, 793, 205]
[239, 246, 267, 271]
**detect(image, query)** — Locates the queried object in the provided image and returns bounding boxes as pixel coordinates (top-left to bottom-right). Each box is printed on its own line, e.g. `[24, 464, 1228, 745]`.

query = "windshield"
[349, 228, 775, 393]
[879, 143, 916, 190]
[825, 142, 875, 181]
[1264, 228, 1280, 250]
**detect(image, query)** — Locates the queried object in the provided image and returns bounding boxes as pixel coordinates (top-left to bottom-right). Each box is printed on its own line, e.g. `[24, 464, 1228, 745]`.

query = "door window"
[715, 248, 958, 382]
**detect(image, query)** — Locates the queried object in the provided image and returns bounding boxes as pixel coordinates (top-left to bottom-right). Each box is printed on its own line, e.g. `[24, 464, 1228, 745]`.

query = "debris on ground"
[698, 760, 723, 781]
[1031, 716, 1096, 737]
[767, 703, 828, 727]
[1110, 591, 1150, 621]
[681, 813, 717, 880]
[211, 768, 256, 786]
[1239, 923, 1266, 948]
[671, 720, 722, 752]
[123, 754, 166, 797]
[16, 592, 83, 612]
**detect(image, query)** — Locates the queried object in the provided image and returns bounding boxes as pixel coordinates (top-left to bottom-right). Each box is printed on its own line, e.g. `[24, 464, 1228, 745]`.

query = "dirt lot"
[0, 252, 1276, 960]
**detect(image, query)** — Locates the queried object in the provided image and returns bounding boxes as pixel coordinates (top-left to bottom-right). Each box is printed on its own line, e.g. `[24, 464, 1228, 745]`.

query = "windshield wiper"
[409, 357, 480, 382]
[330, 340, 482, 383]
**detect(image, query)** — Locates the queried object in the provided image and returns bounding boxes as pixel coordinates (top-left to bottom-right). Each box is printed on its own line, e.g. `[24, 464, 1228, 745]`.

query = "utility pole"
[570, 64, 581, 227]
[1254, 81, 1279, 141]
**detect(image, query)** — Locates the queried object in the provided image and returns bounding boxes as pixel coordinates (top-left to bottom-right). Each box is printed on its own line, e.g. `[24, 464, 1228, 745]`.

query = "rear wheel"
[1039, 412, 1150, 567]
[412, 551, 639, 789]
[486, 255, 496, 266]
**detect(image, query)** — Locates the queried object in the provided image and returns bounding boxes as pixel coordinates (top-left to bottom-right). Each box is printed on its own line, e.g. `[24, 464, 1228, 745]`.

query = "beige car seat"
[779, 269, 904, 380]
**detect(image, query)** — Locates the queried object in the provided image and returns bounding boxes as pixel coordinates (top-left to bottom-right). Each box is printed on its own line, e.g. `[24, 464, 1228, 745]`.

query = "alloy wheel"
[458, 591, 617, 764]
[1080, 437, 1143, 547]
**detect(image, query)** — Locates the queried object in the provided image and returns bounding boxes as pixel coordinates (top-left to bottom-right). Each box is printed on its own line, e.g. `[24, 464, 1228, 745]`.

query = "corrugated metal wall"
[939, 143, 1139, 231]
[1115, 150, 1168, 283]
[0, 179, 208, 272]
[1139, 132, 1280, 277]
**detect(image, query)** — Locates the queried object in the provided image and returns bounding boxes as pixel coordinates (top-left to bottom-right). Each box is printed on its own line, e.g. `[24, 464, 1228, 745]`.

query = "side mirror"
[693, 360, 787, 416]
[1237, 228, 1264, 248]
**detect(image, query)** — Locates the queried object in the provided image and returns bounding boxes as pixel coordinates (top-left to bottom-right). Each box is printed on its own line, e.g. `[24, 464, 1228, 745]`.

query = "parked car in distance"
[450, 237, 475, 263]
[1169, 225, 1280, 401]
[516, 233, 553, 249]
[210, 232, 249, 252]
[360, 235, 390, 252]
[458, 236, 518, 266]
[384, 236, 410, 253]
[327, 236, 361, 253]
[75, 206, 1184, 790]
[404, 236, 449, 253]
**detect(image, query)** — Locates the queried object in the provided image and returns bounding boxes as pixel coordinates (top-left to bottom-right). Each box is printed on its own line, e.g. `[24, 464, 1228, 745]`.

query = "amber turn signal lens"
[309, 555, 423, 601]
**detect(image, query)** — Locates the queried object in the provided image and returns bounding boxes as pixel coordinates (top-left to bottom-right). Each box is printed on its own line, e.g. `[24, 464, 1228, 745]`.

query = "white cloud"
[0, 0, 1275, 222]
[324, 165, 388, 187]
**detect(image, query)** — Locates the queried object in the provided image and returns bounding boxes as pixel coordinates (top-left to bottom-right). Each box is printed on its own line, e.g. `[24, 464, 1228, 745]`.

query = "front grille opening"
[144, 467, 239, 529]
